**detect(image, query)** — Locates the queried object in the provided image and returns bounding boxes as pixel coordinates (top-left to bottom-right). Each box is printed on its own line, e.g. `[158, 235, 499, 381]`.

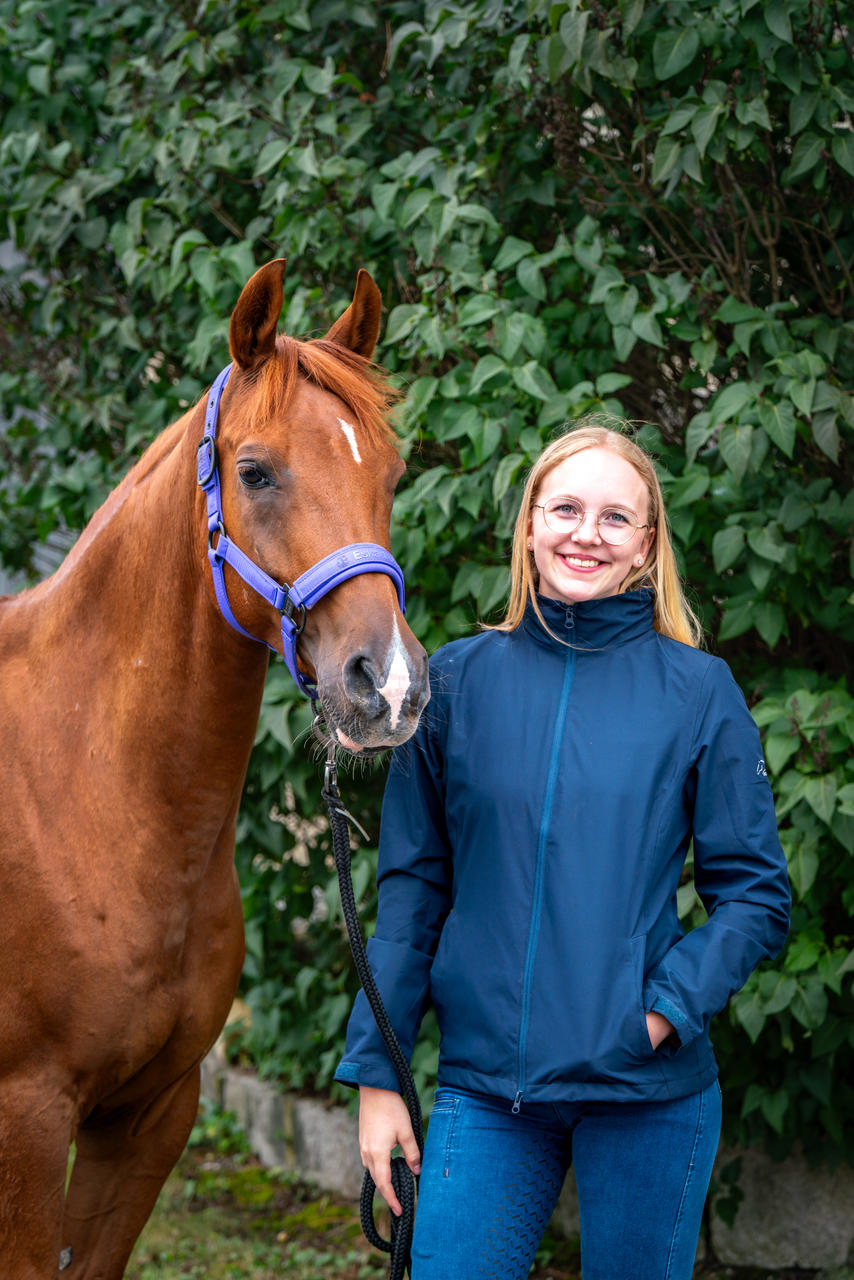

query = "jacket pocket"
[628, 933, 655, 1059]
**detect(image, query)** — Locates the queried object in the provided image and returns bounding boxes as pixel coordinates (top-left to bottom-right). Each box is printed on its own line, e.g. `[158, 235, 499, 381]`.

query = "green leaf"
[493, 236, 534, 271]
[589, 265, 624, 305]
[558, 9, 589, 66]
[781, 132, 823, 183]
[189, 250, 219, 298]
[718, 423, 754, 484]
[736, 96, 772, 131]
[630, 311, 663, 346]
[718, 600, 756, 641]
[747, 523, 787, 564]
[255, 138, 289, 177]
[669, 469, 710, 509]
[758, 399, 797, 457]
[387, 20, 424, 68]
[512, 361, 557, 401]
[691, 103, 723, 157]
[384, 304, 423, 344]
[787, 843, 819, 898]
[764, 0, 792, 43]
[469, 355, 508, 395]
[831, 133, 854, 179]
[517, 257, 547, 302]
[789, 91, 818, 135]
[734, 987, 766, 1041]
[492, 452, 525, 503]
[790, 977, 828, 1030]
[661, 102, 698, 137]
[759, 1088, 789, 1135]
[803, 774, 837, 825]
[712, 525, 745, 572]
[401, 188, 435, 228]
[301, 61, 334, 95]
[753, 602, 785, 649]
[763, 731, 799, 774]
[651, 135, 681, 184]
[26, 64, 51, 95]
[653, 27, 699, 80]
[812, 410, 840, 462]
[712, 380, 757, 422]
[458, 295, 501, 327]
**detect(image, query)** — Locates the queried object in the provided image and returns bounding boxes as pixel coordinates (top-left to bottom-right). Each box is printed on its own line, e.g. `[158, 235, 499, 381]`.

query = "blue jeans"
[410, 1081, 721, 1280]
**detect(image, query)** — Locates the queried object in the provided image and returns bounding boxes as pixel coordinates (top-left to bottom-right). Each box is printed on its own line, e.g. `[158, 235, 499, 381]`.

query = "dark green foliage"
[1, 0, 851, 1162]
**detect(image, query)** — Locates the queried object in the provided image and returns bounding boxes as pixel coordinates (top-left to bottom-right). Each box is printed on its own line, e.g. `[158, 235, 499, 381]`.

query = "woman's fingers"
[358, 1086, 419, 1217]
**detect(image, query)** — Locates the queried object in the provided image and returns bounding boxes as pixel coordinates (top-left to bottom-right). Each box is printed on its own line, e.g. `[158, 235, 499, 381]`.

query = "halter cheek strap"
[196, 363, 406, 699]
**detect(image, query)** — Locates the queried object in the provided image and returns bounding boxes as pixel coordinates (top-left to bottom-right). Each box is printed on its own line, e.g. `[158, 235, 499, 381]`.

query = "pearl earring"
[636, 556, 644, 566]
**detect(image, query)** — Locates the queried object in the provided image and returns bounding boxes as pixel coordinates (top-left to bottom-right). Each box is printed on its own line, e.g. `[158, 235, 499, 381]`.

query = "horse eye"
[238, 463, 270, 490]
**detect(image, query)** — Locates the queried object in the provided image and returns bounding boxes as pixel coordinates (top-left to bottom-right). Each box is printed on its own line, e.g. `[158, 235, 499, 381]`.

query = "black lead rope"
[319, 733, 424, 1280]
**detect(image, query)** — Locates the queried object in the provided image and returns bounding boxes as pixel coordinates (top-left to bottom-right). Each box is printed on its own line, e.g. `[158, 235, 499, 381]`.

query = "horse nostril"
[343, 653, 381, 713]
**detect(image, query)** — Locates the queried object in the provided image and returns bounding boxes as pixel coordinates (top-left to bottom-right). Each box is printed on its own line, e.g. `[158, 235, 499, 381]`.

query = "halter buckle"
[196, 434, 216, 487]
[282, 593, 307, 634]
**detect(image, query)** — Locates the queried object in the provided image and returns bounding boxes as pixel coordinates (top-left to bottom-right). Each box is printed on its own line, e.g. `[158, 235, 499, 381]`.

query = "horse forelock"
[246, 335, 400, 450]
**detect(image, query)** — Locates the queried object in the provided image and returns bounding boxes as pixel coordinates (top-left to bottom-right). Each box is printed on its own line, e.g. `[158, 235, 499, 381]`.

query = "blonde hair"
[489, 424, 703, 648]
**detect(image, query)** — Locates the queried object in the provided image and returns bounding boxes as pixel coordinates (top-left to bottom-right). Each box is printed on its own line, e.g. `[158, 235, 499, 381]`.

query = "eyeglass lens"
[541, 499, 639, 545]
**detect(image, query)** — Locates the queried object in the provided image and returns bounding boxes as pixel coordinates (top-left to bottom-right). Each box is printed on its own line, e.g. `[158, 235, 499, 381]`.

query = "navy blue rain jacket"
[336, 590, 790, 1105]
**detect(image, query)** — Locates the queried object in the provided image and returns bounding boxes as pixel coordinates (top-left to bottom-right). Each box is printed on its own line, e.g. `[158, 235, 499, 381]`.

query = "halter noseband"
[196, 363, 406, 699]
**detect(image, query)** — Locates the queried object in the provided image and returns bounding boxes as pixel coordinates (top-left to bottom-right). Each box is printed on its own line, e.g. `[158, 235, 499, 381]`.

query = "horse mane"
[252, 336, 400, 445]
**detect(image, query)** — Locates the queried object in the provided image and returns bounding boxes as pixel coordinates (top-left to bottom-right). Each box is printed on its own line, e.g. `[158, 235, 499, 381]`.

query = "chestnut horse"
[0, 260, 429, 1278]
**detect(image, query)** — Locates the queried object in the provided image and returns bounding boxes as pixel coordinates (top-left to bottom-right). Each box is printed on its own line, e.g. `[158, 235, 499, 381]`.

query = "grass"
[125, 1143, 585, 1280]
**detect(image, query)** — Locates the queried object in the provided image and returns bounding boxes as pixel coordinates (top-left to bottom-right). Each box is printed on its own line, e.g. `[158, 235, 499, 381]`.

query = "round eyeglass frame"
[531, 499, 651, 546]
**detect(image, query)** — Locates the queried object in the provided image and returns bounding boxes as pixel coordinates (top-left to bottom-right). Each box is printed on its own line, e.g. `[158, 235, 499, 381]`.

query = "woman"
[335, 426, 790, 1279]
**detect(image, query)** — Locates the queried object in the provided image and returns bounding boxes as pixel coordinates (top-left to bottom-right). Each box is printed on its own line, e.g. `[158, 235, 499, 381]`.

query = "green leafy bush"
[1, 0, 851, 1161]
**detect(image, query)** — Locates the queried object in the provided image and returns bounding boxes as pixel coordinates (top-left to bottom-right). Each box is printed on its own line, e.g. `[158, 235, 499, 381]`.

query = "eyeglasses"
[532, 497, 650, 546]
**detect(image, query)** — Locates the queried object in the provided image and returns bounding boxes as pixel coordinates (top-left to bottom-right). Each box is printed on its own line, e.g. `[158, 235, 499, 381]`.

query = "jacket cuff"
[643, 984, 699, 1045]
[333, 1059, 405, 1092]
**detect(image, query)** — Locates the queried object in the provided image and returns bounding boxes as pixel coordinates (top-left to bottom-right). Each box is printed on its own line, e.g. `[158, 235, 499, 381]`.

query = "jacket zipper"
[514, 622, 577, 1114]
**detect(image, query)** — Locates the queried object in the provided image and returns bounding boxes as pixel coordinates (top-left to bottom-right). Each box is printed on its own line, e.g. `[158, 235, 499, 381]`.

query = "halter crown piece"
[196, 363, 407, 699]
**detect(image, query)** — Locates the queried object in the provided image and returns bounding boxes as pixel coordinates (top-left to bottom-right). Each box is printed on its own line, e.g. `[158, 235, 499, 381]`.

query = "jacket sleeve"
[334, 682, 453, 1091]
[642, 657, 791, 1047]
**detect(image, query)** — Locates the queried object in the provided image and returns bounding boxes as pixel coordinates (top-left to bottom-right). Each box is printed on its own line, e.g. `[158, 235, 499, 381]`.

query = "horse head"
[202, 258, 429, 753]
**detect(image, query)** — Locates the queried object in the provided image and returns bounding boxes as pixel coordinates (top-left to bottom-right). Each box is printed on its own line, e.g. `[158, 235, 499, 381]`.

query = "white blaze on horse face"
[337, 417, 362, 464]
[377, 617, 413, 732]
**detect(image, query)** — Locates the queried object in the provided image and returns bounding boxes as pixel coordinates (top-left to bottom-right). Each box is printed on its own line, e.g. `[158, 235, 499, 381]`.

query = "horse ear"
[324, 269, 382, 359]
[229, 258, 286, 371]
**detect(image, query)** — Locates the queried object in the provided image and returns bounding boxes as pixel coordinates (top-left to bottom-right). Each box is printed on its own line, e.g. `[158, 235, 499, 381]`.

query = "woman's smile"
[530, 448, 654, 604]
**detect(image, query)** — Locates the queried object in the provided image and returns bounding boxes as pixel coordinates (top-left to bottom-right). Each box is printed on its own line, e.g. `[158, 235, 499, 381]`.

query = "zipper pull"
[512, 1091, 523, 1115]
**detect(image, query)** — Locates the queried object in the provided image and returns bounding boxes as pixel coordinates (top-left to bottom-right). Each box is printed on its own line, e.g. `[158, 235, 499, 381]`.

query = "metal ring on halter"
[283, 595, 307, 635]
[207, 520, 226, 551]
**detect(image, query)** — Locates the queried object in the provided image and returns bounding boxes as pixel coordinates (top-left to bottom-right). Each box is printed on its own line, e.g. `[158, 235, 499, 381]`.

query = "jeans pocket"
[425, 1088, 464, 1174]
[430, 1087, 459, 1114]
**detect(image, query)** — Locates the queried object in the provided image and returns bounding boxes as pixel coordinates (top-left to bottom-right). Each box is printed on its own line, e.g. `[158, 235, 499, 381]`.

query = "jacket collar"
[522, 588, 656, 651]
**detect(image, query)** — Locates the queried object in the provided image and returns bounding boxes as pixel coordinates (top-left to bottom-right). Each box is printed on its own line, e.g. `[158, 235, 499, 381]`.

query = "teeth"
[566, 557, 599, 568]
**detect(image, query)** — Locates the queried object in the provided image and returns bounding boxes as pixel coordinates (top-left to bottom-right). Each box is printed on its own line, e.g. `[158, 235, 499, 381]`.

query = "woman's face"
[528, 447, 655, 605]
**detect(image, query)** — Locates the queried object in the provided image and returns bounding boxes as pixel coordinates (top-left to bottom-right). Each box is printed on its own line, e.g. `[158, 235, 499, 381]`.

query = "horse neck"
[19, 405, 271, 804]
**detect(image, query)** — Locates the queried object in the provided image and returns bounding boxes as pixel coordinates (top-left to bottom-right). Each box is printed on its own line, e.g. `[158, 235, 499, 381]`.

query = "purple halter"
[196, 363, 406, 699]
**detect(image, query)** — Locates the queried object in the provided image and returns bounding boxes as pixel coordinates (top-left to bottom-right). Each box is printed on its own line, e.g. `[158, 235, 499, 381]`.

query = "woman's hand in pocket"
[645, 1010, 676, 1050]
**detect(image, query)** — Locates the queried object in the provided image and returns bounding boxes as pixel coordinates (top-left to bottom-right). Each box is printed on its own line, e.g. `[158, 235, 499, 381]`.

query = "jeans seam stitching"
[442, 1094, 460, 1172]
[664, 1086, 706, 1280]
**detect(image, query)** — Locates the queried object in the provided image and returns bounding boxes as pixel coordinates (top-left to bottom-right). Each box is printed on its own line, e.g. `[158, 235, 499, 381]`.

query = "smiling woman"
[499, 423, 703, 647]
[528, 447, 654, 605]
[337, 423, 790, 1280]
